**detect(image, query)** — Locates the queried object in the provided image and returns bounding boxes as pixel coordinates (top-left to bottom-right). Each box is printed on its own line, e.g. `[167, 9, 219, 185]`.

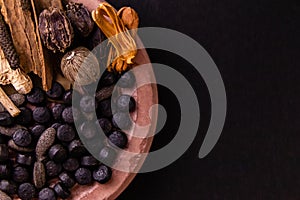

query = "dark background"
[107, 0, 300, 199]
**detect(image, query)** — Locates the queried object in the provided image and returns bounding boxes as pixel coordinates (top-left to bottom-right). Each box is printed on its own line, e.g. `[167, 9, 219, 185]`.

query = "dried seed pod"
[92, 2, 137, 73]
[66, 2, 94, 37]
[0, 13, 20, 69]
[61, 47, 100, 85]
[33, 161, 46, 189]
[38, 7, 74, 53]
[36, 127, 56, 161]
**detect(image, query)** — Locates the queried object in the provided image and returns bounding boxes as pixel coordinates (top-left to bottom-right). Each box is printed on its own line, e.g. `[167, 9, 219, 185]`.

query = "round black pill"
[15, 107, 32, 125]
[13, 166, 29, 183]
[63, 89, 73, 105]
[0, 144, 9, 161]
[62, 107, 75, 124]
[51, 103, 65, 121]
[112, 112, 132, 130]
[117, 71, 135, 88]
[45, 161, 62, 177]
[0, 164, 10, 179]
[96, 118, 112, 135]
[108, 130, 128, 149]
[0, 112, 13, 126]
[16, 154, 33, 166]
[33, 107, 51, 124]
[116, 95, 136, 112]
[98, 146, 116, 166]
[79, 121, 97, 139]
[18, 183, 36, 200]
[38, 187, 56, 200]
[26, 87, 45, 105]
[81, 156, 99, 167]
[54, 182, 70, 199]
[75, 168, 92, 185]
[93, 165, 112, 184]
[46, 81, 65, 99]
[13, 129, 32, 147]
[48, 144, 67, 163]
[62, 158, 79, 172]
[57, 124, 76, 142]
[30, 124, 46, 138]
[68, 140, 87, 157]
[0, 180, 17, 195]
[80, 95, 95, 113]
[59, 172, 75, 188]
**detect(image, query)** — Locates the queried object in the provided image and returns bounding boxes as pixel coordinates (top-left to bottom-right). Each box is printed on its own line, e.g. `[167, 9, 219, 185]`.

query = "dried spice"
[0, 124, 26, 137]
[20, 0, 31, 11]
[0, 0, 53, 91]
[92, 2, 137, 73]
[61, 47, 100, 85]
[33, 161, 46, 189]
[39, 7, 74, 53]
[66, 2, 94, 37]
[0, 13, 19, 69]
[36, 127, 56, 161]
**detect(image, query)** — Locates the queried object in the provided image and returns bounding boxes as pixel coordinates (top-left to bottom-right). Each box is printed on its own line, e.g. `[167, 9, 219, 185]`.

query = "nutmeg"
[61, 47, 100, 85]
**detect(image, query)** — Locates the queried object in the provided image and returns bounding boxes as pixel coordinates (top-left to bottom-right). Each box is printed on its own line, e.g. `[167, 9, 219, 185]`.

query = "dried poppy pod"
[61, 47, 100, 85]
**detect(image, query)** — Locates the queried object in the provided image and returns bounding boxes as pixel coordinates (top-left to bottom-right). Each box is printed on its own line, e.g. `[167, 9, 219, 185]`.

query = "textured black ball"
[26, 87, 45, 105]
[39, 187, 56, 200]
[75, 168, 92, 185]
[46, 81, 65, 99]
[13, 129, 32, 147]
[18, 183, 36, 200]
[33, 107, 51, 124]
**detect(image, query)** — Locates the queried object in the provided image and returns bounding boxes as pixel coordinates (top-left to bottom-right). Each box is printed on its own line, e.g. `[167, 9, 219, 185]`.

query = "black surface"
[107, 0, 300, 199]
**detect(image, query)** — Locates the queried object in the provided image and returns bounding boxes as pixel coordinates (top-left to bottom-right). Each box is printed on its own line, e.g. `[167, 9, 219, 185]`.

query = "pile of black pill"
[0, 70, 136, 199]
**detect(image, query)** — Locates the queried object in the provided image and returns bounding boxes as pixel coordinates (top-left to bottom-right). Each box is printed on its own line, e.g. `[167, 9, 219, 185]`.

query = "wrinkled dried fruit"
[33, 161, 46, 189]
[66, 2, 94, 37]
[39, 7, 74, 53]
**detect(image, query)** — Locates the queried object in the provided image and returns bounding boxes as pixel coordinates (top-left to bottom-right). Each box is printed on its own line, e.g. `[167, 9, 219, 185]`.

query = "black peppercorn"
[48, 144, 67, 163]
[45, 160, 62, 177]
[93, 165, 112, 184]
[12, 128, 32, 147]
[53, 182, 70, 198]
[75, 167, 92, 185]
[62, 158, 79, 172]
[58, 172, 75, 188]
[38, 187, 56, 200]
[18, 183, 36, 200]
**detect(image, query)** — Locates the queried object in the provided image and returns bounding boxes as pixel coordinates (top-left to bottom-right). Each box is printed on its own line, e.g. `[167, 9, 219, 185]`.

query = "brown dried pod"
[61, 46, 100, 85]
[33, 161, 46, 189]
[36, 127, 56, 161]
[66, 2, 94, 37]
[38, 7, 74, 53]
